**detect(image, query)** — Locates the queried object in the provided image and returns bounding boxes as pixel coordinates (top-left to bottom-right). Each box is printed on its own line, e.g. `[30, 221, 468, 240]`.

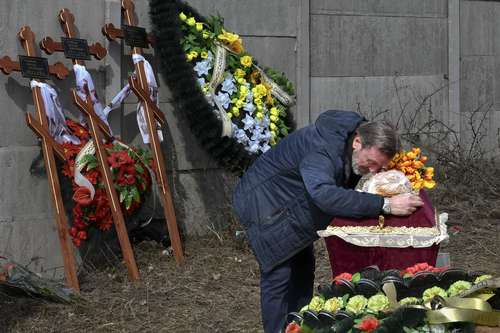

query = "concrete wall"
[1, 0, 500, 278]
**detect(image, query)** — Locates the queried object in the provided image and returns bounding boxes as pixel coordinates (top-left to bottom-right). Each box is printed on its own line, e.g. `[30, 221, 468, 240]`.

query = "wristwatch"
[382, 197, 391, 214]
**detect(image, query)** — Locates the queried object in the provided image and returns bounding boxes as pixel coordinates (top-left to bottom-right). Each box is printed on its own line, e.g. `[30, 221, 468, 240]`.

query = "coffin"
[318, 191, 449, 276]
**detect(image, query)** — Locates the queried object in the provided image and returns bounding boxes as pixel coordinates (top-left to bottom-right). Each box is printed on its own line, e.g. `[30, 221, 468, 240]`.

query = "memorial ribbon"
[30, 80, 80, 145]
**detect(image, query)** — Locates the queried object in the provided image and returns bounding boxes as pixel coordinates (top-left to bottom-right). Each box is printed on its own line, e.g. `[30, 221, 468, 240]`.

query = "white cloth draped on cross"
[102, 54, 163, 144]
[30, 80, 80, 145]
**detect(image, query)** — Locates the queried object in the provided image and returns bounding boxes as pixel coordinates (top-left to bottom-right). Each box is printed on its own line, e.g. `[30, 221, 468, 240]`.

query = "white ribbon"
[101, 55, 163, 144]
[74, 140, 96, 199]
[30, 80, 80, 145]
[73, 64, 111, 131]
[132, 54, 163, 144]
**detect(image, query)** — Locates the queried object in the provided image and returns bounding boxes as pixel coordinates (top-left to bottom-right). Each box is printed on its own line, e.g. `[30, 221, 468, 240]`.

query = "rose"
[356, 316, 379, 332]
[422, 286, 447, 302]
[346, 295, 368, 315]
[322, 297, 343, 313]
[72, 187, 93, 206]
[367, 294, 389, 312]
[285, 322, 301, 333]
[447, 280, 472, 297]
[307, 296, 325, 312]
[240, 55, 252, 68]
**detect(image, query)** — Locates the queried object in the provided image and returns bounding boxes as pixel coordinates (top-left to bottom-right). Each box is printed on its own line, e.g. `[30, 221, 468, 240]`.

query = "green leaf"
[342, 294, 350, 305]
[352, 273, 361, 284]
[135, 164, 144, 174]
[131, 186, 140, 203]
[125, 193, 132, 210]
[86, 161, 98, 170]
[119, 190, 126, 203]
[80, 154, 97, 165]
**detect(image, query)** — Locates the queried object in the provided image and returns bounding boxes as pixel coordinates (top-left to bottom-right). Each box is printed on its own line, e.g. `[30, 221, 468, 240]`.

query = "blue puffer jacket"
[232, 110, 384, 272]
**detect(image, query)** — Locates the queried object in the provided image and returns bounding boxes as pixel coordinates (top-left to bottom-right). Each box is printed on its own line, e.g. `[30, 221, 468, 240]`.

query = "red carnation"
[334, 272, 353, 284]
[285, 322, 301, 333]
[108, 151, 134, 168]
[72, 187, 93, 206]
[356, 316, 379, 332]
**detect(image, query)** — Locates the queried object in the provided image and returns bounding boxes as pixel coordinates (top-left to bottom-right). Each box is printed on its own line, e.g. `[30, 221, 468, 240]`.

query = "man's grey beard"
[352, 157, 362, 175]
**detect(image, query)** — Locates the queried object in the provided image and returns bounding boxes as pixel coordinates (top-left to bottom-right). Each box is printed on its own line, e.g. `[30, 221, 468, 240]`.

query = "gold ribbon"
[426, 296, 500, 326]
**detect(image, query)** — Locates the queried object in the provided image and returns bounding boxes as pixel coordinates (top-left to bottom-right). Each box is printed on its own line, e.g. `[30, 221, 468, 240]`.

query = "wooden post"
[0, 26, 80, 293]
[103, 0, 185, 265]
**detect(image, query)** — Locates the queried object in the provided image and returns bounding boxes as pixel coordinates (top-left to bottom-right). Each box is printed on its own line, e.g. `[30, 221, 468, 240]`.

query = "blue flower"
[260, 143, 271, 153]
[193, 59, 212, 77]
[242, 114, 256, 130]
[215, 92, 231, 109]
[243, 102, 256, 114]
[221, 75, 236, 95]
[247, 141, 260, 153]
[197, 77, 206, 88]
[234, 129, 249, 144]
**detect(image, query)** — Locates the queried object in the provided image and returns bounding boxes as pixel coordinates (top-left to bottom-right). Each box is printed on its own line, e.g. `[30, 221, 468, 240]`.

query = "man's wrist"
[382, 197, 391, 214]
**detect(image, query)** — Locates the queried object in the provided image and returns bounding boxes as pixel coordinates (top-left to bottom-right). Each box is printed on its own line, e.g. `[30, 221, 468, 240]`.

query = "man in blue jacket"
[232, 110, 423, 333]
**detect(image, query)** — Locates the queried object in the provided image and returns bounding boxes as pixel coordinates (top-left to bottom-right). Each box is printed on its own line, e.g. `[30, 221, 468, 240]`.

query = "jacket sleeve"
[299, 149, 384, 218]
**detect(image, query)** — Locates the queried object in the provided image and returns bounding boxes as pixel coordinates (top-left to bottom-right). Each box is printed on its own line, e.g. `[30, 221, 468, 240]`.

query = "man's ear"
[352, 135, 362, 150]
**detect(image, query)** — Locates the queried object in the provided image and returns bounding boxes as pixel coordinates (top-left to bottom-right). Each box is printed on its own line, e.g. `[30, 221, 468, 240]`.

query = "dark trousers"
[260, 245, 315, 333]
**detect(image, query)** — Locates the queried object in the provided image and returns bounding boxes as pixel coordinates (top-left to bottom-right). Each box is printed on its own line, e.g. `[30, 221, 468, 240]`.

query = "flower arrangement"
[387, 147, 435, 190]
[178, 12, 295, 154]
[61, 119, 152, 247]
[286, 264, 498, 333]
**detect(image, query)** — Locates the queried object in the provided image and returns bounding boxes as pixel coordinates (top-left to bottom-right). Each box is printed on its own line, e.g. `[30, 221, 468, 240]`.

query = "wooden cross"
[39, 7, 139, 281]
[72, 87, 140, 281]
[40, 8, 112, 138]
[0, 26, 79, 293]
[103, 0, 185, 265]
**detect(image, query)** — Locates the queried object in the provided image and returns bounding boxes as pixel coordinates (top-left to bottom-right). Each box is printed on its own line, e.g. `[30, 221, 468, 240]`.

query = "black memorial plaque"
[61, 37, 91, 60]
[123, 25, 149, 48]
[18, 55, 50, 80]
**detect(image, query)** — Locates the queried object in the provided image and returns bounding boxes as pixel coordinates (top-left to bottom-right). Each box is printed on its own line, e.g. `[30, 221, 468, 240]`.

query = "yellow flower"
[235, 99, 244, 108]
[270, 107, 280, 116]
[217, 29, 240, 43]
[406, 151, 417, 160]
[256, 112, 264, 120]
[196, 22, 204, 32]
[186, 50, 198, 61]
[270, 115, 278, 122]
[200, 51, 208, 59]
[412, 147, 421, 155]
[179, 12, 187, 21]
[240, 55, 253, 68]
[423, 180, 436, 189]
[232, 108, 240, 117]
[270, 123, 277, 131]
[237, 78, 247, 85]
[226, 112, 232, 119]
[239, 85, 248, 96]
[186, 17, 196, 26]
[202, 31, 210, 39]
[255, 84, 267, 96]
[308, 296, 325, 312]
[322, 297, 344, 313]
[413, 161, 424, 169]
[235, 69, 246, 79]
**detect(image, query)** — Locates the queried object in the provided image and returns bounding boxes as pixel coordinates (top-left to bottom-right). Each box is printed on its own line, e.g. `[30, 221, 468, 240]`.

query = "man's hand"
[387, 193, 424, 216]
